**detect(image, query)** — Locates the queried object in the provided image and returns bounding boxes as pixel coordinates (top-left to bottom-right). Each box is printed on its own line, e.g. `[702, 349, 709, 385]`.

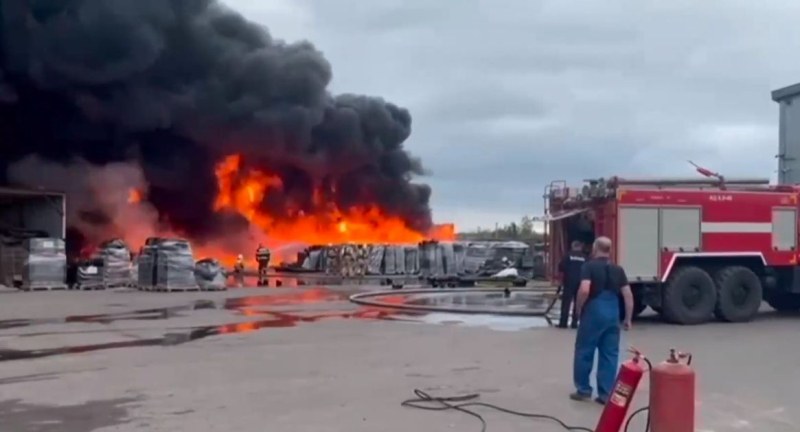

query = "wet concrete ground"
[0, 286, 798, 431]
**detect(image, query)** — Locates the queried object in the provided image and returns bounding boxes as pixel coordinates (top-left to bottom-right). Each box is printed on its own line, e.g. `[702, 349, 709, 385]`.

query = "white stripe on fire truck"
[699, 222, 772, 234]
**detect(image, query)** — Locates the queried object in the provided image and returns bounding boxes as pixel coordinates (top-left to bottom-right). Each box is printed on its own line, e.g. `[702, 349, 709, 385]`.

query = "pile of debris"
[75, 239, 134, 290]
[194, 258, 227, 291]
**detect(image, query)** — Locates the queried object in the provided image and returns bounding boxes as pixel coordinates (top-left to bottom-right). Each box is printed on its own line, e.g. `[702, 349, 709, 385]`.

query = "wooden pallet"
[106, 282, 137, 289]
[152, 286, 201, 292]
[18, 284, 68, 291]
[74, 284, 106, 291]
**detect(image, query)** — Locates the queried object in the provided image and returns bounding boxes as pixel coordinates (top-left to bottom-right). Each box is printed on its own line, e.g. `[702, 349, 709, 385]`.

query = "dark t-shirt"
[580, 257, 629, 319]
[580, 257, 628, 292]
[558, 252, 586, 289]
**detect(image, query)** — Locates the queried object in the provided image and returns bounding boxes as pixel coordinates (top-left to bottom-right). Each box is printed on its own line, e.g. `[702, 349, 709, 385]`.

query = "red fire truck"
[545, 174, 800, 325]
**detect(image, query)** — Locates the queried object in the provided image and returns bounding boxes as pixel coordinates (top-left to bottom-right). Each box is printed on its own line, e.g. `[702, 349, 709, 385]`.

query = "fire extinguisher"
[594, 347, 648, 432]
[650, 349, 695, 432]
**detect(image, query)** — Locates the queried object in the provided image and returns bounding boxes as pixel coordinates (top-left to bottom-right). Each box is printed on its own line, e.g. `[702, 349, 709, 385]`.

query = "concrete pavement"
[0, 287, 797, 431]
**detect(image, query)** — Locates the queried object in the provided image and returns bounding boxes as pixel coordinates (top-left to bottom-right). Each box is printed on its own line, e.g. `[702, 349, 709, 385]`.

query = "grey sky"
[225, 0, 800, 231]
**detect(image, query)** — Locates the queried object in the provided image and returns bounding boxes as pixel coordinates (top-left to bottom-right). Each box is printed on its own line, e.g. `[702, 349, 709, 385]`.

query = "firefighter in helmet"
[255, 243, 271, 286]
[355, 244, 369, 276]
[233, 254, 245, 288]
[340, 243, 356, 278]
[325, 244, 339, 275]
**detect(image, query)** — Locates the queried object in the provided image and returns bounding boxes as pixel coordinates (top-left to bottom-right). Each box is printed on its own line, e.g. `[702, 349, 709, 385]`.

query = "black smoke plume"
[0, 0, 432, 250]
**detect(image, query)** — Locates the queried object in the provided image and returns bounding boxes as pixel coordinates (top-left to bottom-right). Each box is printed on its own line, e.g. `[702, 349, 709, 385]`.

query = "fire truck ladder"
[596, 162, 771, 191]
[604, 176, 770, 188]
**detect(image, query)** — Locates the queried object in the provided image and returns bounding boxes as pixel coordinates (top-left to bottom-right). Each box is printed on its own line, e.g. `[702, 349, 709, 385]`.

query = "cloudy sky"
[226, 0, 800, 231]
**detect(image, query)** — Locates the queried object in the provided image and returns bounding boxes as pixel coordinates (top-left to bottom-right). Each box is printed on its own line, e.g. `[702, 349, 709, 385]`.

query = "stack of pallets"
[0, 237, 67, 291]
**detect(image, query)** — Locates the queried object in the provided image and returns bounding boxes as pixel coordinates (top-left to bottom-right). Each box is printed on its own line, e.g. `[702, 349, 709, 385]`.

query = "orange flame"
[211, 154, 455, 246]
[127, 188, 142, 204]
[114, 153, 455, 267]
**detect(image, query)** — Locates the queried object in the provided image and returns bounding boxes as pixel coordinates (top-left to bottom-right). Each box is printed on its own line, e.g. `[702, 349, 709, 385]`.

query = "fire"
[116, 153, 455, 266]
[212, 154, 455, 247]
[127, 188, 142, 204]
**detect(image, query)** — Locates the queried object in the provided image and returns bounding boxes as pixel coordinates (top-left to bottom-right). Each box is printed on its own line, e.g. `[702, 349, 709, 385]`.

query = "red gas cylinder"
[595, 348, 646, 432]
[650, 349, 695, 432]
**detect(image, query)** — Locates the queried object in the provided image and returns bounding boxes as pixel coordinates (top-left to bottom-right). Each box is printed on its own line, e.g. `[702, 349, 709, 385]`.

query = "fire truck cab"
[545, 176, 800, 325]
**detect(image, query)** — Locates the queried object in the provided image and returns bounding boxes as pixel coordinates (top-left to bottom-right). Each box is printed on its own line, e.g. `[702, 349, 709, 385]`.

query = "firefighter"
[340, 243, 356, 278]
[356, 244, 369, 276]
[255, 243, 271, 286]
[233, 254, 245, 288]
[570, 236, 634, 405]
[557, 240, 586, 329]
[325, 245, 339, 275]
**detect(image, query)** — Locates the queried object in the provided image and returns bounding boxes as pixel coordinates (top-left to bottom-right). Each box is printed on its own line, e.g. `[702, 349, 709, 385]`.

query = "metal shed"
[772, 82, 800, 185]
[0, 186, 66, 239]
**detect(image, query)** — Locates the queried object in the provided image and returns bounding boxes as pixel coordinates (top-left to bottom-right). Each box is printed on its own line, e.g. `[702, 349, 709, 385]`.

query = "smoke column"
[0, 0, 433, 252]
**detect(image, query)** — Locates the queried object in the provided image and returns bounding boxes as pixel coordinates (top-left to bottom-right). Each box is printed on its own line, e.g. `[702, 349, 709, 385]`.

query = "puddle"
[0, 288, 342, 330]
[409, 313, 552, 331]
[0, 287, 557, 361]
[223, 288, 345, 309]
[350, 288, 559, 317]
[0, 308, 408, 362]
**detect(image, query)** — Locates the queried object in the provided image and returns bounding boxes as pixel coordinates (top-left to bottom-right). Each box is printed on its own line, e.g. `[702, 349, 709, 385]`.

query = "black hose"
[401, 389, 593, 432]
[624, 407, 650, 432]
[543, 284, 563, 316]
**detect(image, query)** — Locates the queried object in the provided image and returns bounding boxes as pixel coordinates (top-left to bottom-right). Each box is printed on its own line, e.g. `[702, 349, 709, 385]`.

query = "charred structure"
[0, 0, 437, 256]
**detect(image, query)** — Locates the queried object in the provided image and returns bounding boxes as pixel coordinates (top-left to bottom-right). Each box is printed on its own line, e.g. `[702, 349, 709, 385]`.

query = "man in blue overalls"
[569, 236, 634, 405]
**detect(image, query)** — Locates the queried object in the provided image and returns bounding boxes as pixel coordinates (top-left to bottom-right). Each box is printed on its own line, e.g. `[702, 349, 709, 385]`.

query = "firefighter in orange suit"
[233, 254, 245, 287]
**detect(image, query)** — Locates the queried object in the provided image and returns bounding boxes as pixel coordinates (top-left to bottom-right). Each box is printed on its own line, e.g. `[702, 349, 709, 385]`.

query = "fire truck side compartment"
[659, 207, 702, 253]
[771, 207, 796, 251]
[618, 206, 703, 283]
[618, 207, 659, 281]
[771, 207, 800, 293]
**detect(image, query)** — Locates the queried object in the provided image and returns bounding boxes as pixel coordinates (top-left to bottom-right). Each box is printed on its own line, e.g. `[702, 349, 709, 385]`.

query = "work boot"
[569, 392, 592, 402]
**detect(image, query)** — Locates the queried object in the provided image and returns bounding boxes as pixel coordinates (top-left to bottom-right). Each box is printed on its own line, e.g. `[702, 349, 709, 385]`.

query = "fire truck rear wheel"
[662, 266, 717, 325]
[713, 266, 763, 322]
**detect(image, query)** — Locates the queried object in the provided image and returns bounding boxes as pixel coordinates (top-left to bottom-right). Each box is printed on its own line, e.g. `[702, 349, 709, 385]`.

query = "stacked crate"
[99, 239, 133, 288]
[75, 257, 105, 289]
[0, 237, 67, 290]
[154, 239, 198, 291]
[136, 242, 157, 290]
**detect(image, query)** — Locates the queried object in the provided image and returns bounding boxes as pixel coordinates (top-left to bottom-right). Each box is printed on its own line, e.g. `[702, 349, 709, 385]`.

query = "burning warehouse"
[0, 0, 455, 269]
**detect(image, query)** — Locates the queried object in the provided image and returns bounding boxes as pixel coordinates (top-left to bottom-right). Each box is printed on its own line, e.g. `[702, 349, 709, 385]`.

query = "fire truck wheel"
[662, 266, 717, 325]
[765, 292, 800, 313]
[713, 266, 763, 322]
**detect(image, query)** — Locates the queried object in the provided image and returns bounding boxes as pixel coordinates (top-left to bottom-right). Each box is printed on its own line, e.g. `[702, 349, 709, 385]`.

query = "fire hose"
[401, 348, 695, 432]
[543, 284, 563, 315]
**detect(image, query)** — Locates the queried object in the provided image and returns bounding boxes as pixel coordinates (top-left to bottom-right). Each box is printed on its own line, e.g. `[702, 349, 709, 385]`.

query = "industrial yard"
[0, 286, 797, 432]
[5, 1, 800, 431]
